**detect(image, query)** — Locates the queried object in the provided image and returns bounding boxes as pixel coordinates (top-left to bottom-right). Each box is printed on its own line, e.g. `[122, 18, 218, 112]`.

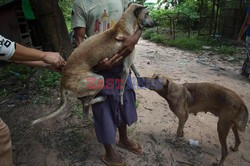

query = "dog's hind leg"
[230, 125, 241, 152]
[131, 63, 140, 79]
[78, 72, 105, 107]
[215, 118, 232, 166]
[120, 51, 135, 105]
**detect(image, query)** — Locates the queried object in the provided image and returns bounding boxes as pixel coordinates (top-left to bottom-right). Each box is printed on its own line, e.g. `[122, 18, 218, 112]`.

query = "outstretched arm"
[0, 35, 65, 71]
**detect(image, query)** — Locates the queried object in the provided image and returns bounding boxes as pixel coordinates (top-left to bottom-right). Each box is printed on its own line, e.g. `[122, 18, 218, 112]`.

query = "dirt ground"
[0, 39, 250, 166]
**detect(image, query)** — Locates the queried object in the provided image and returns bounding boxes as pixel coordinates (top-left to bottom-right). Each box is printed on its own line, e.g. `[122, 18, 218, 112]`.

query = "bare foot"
[118, 138, 143, 155]
[101, 152, 124, 166]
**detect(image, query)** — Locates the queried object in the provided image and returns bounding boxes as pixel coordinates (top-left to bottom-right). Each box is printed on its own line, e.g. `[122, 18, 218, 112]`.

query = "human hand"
[115, 35, 137, 57]
[42, 52, 66, 69]
[94, 54, 123, 71]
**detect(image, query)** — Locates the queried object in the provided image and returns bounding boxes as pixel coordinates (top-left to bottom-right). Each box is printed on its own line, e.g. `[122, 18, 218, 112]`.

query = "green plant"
[58, 0, 74, 31]
[0, 63, 33, 81]
[72, 103, 84, 117]
[142, 29, 156, 39]
[37, 69, 61, 95]
[136, 99, 140, 109]
[167, 35, 203, 51]
[217, 46, 236, 55]
[150, 34, 167, 44]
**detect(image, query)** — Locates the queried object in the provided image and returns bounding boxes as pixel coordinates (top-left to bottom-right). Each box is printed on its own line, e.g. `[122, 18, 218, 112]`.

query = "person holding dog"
[71, 0, 143, 165]
[0, 35, 65, 166]
[237, 6, 250, 77]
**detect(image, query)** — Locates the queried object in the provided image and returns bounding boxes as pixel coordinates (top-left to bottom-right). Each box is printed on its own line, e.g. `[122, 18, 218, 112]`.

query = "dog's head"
[139, 74, 171, 94]
[129, 3, 156, 29]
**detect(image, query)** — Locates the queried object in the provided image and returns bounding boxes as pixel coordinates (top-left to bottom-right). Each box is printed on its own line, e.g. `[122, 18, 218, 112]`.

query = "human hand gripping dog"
[94, 28, 142, 71]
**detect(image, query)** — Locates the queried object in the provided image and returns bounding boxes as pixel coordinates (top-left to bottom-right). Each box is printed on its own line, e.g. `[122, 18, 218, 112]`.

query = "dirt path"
[0, 39, 250, 166]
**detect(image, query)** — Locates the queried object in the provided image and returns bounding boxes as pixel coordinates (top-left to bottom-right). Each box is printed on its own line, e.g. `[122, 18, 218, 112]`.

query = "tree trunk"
[30, 0, 73, 59]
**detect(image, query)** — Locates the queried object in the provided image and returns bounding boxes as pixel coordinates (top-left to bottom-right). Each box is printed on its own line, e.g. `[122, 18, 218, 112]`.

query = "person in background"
[71, 0, 143, 165]
[0, 35, 65, 166]
[237, 6, 250, 78]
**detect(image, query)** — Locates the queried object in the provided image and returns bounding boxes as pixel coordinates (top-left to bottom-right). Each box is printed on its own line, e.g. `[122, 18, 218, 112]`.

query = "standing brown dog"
[140, 74, 248, 165]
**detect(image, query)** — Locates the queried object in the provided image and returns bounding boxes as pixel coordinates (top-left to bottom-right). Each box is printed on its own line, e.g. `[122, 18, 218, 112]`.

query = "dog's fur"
[141, 74, 248, 165]
[32, 3, 155, 125]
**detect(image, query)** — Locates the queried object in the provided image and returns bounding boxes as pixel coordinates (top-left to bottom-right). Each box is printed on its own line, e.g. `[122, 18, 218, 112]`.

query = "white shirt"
[0, 35, 16, 61]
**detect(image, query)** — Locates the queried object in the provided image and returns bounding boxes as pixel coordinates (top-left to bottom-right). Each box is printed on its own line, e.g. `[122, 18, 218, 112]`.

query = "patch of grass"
[0, 63, 34, 82]
[37, 70, 61, 91]
[143, 30, 203, 51]
[150, 34, 167, 44]
[142, 29, 238, 56]
[72, 103, 84, 117]
[167, 36, 203, 51]
[217, 46, 236, 55]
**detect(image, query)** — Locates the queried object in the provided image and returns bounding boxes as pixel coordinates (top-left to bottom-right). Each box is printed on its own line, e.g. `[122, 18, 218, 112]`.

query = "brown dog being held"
[140, 74, 248, 166]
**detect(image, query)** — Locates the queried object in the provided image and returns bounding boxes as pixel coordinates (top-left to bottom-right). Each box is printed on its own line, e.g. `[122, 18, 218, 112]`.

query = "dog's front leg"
[176, 111, 188, 137]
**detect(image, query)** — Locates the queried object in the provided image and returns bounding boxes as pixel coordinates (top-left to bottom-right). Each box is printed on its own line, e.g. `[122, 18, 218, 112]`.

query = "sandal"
[116, 140, 143, 155]
[101, 155, 125, 166]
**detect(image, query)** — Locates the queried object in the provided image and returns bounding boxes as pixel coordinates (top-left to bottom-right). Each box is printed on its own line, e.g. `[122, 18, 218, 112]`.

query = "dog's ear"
[128, 2, 133, 7]
[164, 79, 169, 90]
[134, 6, 146, 17]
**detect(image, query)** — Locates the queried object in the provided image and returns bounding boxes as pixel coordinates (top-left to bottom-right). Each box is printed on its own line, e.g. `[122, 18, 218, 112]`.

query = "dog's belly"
[187, 100, 221, 116]
[189, 106, 219, 116]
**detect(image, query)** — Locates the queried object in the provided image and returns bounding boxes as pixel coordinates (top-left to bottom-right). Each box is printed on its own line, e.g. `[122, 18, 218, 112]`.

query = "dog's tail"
[32, 88, 67, 125]
[236, 105, 249, 132]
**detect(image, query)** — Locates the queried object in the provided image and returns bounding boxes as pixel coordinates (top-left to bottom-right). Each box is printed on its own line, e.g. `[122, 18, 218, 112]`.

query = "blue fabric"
[246, 7, 250, 36]
[92, 65, 137, 144]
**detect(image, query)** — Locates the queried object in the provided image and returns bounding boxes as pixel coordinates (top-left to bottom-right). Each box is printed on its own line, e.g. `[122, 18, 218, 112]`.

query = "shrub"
[142, 29, 156, 40]
[167, 36, 203, 51]
[217, 46, 236, 55]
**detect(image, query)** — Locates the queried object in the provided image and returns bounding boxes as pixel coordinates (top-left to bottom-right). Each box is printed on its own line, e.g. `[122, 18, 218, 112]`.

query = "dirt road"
[0, 39, 250, 166]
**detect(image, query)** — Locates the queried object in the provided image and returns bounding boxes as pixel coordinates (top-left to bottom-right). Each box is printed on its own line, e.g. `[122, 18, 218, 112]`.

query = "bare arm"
[237, 14, 250, 42]
[74, 27, 86, 46]
[10, 43, 65, 68]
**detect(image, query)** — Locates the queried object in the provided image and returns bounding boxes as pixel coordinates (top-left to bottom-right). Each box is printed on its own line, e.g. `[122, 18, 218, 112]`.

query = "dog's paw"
[176, 131, 184, 137]
[120, 97, 124, 105]
[212, 162, 222, 166]
[84, 103, 90, 107]
[119, 94, 124, 105]
[230, 146, 239, 152]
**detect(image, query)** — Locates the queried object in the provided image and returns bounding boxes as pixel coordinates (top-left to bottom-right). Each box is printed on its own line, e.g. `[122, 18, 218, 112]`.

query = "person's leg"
[0, 118, 13, 166]
[118, 125, 143, 155]
[118, 125, 129, 143]
[92, 96, 125, 164]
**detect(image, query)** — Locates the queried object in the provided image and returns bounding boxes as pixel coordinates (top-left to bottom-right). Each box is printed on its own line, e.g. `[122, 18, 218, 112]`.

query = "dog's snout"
[138, 77, 146, 87]
[145, 20, 157, 28]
